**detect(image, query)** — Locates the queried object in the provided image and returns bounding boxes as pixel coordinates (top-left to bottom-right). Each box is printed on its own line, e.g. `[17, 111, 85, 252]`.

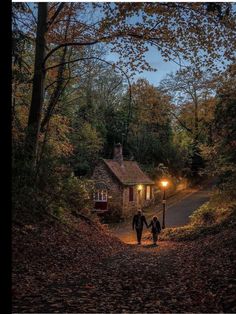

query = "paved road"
[162, 185, 213, 227]
[109, 181, 215, 243]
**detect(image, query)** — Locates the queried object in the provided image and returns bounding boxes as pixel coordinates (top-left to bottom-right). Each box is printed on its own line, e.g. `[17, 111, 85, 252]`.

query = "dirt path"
[13, 179, 235, 313]
[15, 231, 235, 313]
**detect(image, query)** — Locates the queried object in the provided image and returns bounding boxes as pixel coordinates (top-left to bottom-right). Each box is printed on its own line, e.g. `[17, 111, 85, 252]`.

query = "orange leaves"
[12, 197, 236, 313]
[131, 79, 170, 126]
[12, 105, 29, 142]
[45, 114, 74, 157]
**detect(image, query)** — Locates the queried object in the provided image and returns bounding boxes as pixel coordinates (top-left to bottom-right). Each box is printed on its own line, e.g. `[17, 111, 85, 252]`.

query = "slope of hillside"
[12, 211, 125, 306]
[12, 209, 236, 313]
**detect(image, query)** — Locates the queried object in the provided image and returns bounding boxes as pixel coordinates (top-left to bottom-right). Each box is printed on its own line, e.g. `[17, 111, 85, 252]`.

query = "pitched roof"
[103, 159, 155, 185]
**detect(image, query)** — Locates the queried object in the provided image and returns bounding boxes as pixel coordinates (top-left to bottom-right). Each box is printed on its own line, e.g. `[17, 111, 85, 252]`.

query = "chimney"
[113, 143, 123, 166]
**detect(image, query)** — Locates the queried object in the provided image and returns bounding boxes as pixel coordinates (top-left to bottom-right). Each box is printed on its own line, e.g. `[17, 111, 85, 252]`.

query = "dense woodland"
[12, 2, 236, 313]
[12, 2, 236, 220]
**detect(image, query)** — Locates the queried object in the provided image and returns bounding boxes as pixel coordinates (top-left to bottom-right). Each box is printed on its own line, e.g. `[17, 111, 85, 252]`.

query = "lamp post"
[161, 180, 168, 229]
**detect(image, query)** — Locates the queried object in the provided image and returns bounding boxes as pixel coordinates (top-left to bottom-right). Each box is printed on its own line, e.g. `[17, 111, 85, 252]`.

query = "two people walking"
[132, 209, 161, 245]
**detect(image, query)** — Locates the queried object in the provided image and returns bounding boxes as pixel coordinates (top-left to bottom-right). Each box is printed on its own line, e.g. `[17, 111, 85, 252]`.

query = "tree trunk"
[40, 46, 68, 132]
[191, 98, 203, 176]
[194, 98, 199, 144]
[25, 3, 48, 164]
[40, 5, 73, 132]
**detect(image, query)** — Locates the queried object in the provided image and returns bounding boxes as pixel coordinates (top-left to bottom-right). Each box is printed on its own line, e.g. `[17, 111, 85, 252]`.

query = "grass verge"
[159, 197, 236, 241]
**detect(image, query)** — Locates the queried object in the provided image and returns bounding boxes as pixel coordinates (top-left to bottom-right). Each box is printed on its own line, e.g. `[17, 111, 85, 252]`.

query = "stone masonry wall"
[123, 187, 136, 218]
[92, 162, 154, 219]
[123, 185, 153, 218]
[92, 162, 123, 218]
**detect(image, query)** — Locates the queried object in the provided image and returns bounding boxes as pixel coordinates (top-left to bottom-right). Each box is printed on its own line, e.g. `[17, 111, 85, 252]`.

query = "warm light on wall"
[161, 180, 169, 188]
[137, 184, 143, 191]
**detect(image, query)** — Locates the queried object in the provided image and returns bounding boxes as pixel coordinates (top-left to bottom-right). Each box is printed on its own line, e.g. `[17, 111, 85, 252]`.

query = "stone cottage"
[92, 143, 155, 218]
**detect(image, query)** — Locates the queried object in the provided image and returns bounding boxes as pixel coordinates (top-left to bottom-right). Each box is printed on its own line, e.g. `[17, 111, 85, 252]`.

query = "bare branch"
[169, 110, 193, 134]
[25, 3, 37, 25]
[47, 2, 65, 30]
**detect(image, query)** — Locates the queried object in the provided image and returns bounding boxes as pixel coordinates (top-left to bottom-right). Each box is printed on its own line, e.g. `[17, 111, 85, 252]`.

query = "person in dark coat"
[148, 216, 161, 245]
[132, 209, 148, 245]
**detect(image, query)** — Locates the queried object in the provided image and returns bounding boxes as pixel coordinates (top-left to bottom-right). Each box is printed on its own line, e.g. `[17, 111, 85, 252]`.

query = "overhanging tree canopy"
[15, 2, 236, 164]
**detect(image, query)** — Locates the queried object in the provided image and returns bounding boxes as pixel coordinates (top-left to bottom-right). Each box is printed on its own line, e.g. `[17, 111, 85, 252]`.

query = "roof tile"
[103, 159, 154, 185]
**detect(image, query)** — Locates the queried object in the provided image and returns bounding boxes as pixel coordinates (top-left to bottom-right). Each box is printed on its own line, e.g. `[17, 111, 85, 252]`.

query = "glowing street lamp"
[161, 180, 169, 229]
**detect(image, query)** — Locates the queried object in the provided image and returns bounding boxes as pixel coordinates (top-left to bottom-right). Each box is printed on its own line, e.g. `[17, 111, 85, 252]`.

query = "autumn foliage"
[11, 3, 236, 312]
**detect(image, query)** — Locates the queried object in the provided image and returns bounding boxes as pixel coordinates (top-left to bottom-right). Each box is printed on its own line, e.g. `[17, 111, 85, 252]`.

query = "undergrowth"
[160, 194, 236, 241]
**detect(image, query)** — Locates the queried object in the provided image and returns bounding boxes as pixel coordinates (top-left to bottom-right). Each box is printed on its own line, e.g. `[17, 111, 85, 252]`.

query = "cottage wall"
[122, 185, 154, 217]
[92, 161, 154, 219]
[92, 162, 123, 218]
[122, 186, 137, 217]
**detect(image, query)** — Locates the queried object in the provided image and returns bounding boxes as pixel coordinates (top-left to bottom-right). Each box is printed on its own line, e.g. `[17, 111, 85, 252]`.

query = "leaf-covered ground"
[12, 212, 236, 313]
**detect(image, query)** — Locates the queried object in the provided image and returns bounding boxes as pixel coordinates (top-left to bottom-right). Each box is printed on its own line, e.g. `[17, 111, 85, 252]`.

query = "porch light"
[137, 184, 143, 191]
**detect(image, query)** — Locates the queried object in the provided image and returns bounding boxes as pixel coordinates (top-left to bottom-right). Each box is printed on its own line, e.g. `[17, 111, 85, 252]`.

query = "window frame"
[94, 189, 107, 202]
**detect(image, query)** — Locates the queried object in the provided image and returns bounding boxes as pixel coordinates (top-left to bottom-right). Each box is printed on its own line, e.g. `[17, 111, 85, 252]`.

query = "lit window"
[102, 190, 107, 201]
[146, 186, 151, 200]
[99, 191, 102, 200]
[94, 190, 107, 201]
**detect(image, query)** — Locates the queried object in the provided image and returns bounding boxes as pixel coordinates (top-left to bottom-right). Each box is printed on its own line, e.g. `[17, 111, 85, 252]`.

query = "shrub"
[12, 139, 95, 223]
[58, 176, 94, 214]
[190, 203, 216, 226]
[190, 202, 231, 226]
[160, 195, 236, 241]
